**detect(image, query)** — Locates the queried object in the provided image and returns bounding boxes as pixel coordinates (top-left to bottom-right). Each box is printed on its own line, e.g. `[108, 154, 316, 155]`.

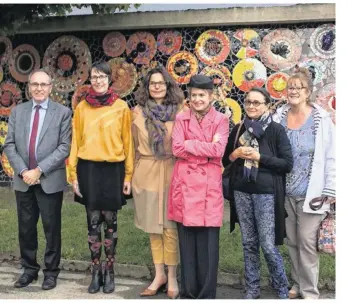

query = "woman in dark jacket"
[222, 87, 293, 299]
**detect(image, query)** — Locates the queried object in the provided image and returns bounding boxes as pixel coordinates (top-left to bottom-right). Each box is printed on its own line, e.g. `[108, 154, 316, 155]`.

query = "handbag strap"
[234, 121, 244, 151]
[309, 196, 329, 211]
[223, 121, 244, 174]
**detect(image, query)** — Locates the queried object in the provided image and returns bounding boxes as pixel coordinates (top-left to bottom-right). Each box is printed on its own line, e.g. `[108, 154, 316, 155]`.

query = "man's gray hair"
[28, 68, 53, 84]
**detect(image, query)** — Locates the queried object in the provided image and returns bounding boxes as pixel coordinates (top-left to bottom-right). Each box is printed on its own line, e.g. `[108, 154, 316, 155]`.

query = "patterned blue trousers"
[234, 191, 288, 298]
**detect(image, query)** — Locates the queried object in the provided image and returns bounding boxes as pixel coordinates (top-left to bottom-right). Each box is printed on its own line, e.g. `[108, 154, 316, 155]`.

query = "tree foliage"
[0, 4, 141, 36]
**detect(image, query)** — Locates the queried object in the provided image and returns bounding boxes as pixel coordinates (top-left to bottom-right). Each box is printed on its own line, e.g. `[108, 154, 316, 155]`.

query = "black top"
[222, 121, 293, 194]
[222, 120, 293, 245]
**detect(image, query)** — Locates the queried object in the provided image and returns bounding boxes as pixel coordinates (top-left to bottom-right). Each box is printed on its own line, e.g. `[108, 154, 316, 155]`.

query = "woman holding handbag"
[222, 87, 293, 299]
[273, 67, 336, 299]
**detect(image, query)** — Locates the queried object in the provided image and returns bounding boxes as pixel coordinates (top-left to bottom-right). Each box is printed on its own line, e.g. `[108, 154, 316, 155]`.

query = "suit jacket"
[4, 99, 72, 193]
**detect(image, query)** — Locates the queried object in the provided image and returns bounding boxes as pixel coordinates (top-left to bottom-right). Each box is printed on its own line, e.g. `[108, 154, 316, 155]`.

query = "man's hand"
[22, 168, 41, 185]
[72, 180, 83, 198]
[123, 181, 131, 195]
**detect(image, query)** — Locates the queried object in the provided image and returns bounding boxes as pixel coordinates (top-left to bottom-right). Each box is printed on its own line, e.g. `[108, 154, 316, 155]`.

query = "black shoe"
[88, 264, 103, 294]
[42, 276, 57, 290]
[14, 273, 38, 288]
[103, 266, 115, 294]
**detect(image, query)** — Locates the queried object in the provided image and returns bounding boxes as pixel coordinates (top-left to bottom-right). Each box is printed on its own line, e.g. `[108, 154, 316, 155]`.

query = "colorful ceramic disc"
[0, 36, 12, 66]
[157, 30, 182, 55]
[266, 72, 289, 100]
[103, 32, 126, 57]
[232, 58, 267, 92]
[231, 28, 261, 59]
[310, 24, 335, 59]
[297, 57, 327, 88]
[126, 32, 157, 65]
[72, 85, 90, 111]
[108, 58, 138, 97]
[1, 152, 14, 178]
[224, 98, 242, 124]
[167, 51, 199, 84]
[260, 29, 302, 71]
[43, 35, 92, 93]
[9, 44, 41, 82]
[316, 83, 335, 124]
[201, 65, 233, 92]
[0, 121, 8, 146]
[195, 30, 231, 65]
[0, 82, 22, 116]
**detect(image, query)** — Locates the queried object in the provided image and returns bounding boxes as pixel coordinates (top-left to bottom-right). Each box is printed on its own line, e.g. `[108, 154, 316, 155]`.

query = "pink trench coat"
[167, 107, 230, 227]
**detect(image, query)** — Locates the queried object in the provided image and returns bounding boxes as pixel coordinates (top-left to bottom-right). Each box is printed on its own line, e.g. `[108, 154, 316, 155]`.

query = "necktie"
[28, 105, 41, 170]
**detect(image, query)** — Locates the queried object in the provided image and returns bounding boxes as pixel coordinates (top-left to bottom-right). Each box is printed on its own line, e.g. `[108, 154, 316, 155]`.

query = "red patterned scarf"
[85, 87, 119, 107]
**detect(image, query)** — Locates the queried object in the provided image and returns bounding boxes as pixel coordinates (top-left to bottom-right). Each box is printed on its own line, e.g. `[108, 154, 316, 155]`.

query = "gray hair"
[28, 69, 52, 84]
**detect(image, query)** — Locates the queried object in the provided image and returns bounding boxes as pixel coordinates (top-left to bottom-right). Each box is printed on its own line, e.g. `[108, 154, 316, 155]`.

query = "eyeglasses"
[287, 86, 307, 92]
[149, 81, 167, 87]
[244, 100, 266, 108]
[29, 82, 52, 89]
[90, 75, 108, 82]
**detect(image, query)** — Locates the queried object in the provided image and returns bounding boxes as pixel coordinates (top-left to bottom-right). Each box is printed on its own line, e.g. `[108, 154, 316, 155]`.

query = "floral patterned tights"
[86, 208, 118, 269]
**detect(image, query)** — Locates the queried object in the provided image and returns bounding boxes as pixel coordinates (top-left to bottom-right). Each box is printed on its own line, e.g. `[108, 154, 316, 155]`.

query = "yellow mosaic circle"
[0, 121, 8, 146]
[224, 98, 242, 124]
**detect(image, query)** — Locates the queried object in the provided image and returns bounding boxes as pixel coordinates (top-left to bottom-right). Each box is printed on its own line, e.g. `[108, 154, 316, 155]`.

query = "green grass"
[0, 195, 335, 286]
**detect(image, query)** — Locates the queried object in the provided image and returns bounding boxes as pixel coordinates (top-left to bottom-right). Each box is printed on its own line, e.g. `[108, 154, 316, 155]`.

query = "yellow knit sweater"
[68, 99, 134, 183]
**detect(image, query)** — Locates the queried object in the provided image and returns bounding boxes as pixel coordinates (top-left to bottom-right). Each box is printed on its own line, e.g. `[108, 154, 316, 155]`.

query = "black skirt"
[75, 158, 127, 211]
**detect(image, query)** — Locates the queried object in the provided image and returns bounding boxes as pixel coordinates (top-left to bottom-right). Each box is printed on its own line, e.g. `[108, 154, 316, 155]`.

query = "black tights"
[86, 208, 118, 268]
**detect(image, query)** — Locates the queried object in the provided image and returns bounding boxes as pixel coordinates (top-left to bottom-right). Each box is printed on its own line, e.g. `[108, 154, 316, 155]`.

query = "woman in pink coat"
[167, 75, 229, 299]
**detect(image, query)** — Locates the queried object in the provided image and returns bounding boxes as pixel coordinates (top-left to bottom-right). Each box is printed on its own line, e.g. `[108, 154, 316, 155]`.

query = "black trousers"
[177, 223, 220, 299]
[15, 185, 63, 277]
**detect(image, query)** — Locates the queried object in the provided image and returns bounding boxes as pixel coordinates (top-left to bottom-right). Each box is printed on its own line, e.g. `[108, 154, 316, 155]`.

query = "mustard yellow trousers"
[149, 228, 179, 266]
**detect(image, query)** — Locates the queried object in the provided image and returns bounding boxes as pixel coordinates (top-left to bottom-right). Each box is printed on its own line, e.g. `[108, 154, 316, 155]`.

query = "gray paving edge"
[0, 254, 335, 291]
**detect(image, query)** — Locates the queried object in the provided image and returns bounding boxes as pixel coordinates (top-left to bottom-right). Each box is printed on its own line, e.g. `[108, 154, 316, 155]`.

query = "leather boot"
[88, 264, 103, 294]
[103, 265, 115, 293]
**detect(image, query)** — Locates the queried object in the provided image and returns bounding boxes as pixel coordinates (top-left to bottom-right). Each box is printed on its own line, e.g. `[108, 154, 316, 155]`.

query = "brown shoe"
[140, 283, 167, 297]
[167, 289, 179, 299]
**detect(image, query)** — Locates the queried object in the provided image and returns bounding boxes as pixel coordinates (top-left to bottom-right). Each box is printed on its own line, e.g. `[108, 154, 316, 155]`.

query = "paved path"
[0, 264, 335, 299]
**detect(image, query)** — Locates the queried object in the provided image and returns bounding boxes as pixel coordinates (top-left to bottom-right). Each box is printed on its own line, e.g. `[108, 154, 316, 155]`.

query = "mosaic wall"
[0, 22, 336, 184]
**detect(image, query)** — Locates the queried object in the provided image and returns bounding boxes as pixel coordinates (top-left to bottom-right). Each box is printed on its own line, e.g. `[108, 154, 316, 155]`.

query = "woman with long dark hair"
[132, 66, 185, 299]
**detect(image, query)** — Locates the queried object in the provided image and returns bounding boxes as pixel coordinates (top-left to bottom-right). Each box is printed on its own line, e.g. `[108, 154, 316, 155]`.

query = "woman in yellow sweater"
[68, 61, 134, 294]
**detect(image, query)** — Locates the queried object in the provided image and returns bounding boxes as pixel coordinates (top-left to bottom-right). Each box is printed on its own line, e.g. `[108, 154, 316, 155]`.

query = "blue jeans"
[234, 191, 288, 297]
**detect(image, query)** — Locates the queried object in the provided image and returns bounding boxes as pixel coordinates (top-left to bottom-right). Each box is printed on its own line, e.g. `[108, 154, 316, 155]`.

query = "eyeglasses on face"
[90, 75, 108, 82]
[244, 100, 266, 108]
[149, 81, 167, 87]
[29, 82, 52, 89]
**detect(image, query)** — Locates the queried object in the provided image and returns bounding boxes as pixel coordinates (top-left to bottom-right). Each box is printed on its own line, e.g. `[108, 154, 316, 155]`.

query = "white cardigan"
[273, 104, 335, 214]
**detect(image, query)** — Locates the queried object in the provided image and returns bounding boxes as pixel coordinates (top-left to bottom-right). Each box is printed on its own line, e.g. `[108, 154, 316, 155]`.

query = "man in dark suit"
[4, 69, 72, 290]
